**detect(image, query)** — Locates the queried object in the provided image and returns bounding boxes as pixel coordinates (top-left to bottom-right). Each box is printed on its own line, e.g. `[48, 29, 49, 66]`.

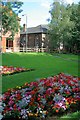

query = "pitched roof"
[20, 24, 48, 34]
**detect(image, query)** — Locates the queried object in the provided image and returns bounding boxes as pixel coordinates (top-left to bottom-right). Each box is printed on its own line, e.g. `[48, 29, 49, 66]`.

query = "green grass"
[2, 52, 79, 93]
[58, 111, 80, 120]
[52, 53, 79, 61]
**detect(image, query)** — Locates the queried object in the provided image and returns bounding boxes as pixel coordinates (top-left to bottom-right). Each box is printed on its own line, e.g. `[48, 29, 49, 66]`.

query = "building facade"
[0, 17, 20, 53]
[20, 24, 49, 52]
[1, 31, 20, 53]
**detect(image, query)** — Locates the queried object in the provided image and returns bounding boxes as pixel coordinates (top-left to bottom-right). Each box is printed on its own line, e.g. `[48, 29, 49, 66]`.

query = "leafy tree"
[48, 1, 75, 53]
[48, 1, 63, 51]
[0, 1, 23, 40]
[70, 2, 80, 53]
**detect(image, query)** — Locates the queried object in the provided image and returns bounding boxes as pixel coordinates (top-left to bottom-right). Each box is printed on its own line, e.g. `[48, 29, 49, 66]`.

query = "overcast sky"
[19, 0, 80, 28]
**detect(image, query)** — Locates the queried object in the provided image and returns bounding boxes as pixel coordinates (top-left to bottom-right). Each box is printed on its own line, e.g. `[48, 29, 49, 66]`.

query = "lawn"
[58, 111, 80, 120]
[2, 52, 79, 93]
[52, 53, 79, 61]
[46, 111, 80, 120]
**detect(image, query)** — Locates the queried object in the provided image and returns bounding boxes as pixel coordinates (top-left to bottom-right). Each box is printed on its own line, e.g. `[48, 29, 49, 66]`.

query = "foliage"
[48, 1, 80, 54]
[1, 1, 23, 40]
[58, 111, 80, 120]
[70, 2, 80, 53]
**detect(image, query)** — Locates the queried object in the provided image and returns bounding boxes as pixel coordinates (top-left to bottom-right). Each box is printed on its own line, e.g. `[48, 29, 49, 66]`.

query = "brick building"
[1, 31, 20, 53]
[0, 18, 20, 53]
[20, 24, 49, 52]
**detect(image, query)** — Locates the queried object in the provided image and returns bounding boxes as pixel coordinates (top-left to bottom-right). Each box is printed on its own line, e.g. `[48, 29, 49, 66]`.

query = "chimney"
[23, 24, 26, 32]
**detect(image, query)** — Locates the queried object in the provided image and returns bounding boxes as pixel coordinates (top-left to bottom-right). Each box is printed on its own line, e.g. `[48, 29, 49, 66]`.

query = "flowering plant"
[1, 73, 80, 120]
[0, 66, 34, 76]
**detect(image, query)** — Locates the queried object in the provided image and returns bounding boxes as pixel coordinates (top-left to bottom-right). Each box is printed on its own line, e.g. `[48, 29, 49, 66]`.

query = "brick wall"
[1, 31, 20, 53]
[1, 37, 6, 52]
[13, 32, 20, 52]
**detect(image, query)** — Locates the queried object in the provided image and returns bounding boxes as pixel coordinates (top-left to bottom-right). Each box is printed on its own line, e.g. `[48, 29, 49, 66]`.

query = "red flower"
[37, 97, 41, 101]
[66, 91, 70, 95]
[56, 109, 59, 113]
[13, 104, 17, 108]
[31, 90, 35, 95]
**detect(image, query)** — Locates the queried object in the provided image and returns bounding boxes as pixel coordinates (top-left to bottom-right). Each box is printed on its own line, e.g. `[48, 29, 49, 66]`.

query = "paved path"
[53, 55, 79, 63]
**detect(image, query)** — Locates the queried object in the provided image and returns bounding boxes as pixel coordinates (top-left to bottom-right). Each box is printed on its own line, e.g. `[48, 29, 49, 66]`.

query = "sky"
[19, 0, 80, 28]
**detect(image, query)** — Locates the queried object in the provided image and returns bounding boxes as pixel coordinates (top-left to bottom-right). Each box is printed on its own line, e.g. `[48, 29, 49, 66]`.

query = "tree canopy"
[0, 1, 23, 40]
[48, 1, 80, 54]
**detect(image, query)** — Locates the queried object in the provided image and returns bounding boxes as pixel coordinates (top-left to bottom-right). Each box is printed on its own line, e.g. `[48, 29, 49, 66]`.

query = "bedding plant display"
[0, 66, 34, 76]
[1, 73, 80, 120]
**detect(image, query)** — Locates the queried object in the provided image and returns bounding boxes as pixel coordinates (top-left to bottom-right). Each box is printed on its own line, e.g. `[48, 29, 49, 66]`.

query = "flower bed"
[1, 73, 80, 120]
[0, 66, 34, 76]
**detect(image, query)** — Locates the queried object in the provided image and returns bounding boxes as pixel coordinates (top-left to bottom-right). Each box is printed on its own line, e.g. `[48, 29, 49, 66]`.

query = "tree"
[48, 1, 75, 53]
[48, 1, 63, 51]
[1, 1, 23, 40]
[70, 2, 80, 53]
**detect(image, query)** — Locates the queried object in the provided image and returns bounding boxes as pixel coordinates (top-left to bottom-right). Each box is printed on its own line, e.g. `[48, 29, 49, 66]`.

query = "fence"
[2, 47, 47, 53]
[19, 47, 47, 52]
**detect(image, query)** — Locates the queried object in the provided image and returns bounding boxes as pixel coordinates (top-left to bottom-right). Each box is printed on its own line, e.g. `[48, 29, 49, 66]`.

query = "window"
[6, 40, 13, 48]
